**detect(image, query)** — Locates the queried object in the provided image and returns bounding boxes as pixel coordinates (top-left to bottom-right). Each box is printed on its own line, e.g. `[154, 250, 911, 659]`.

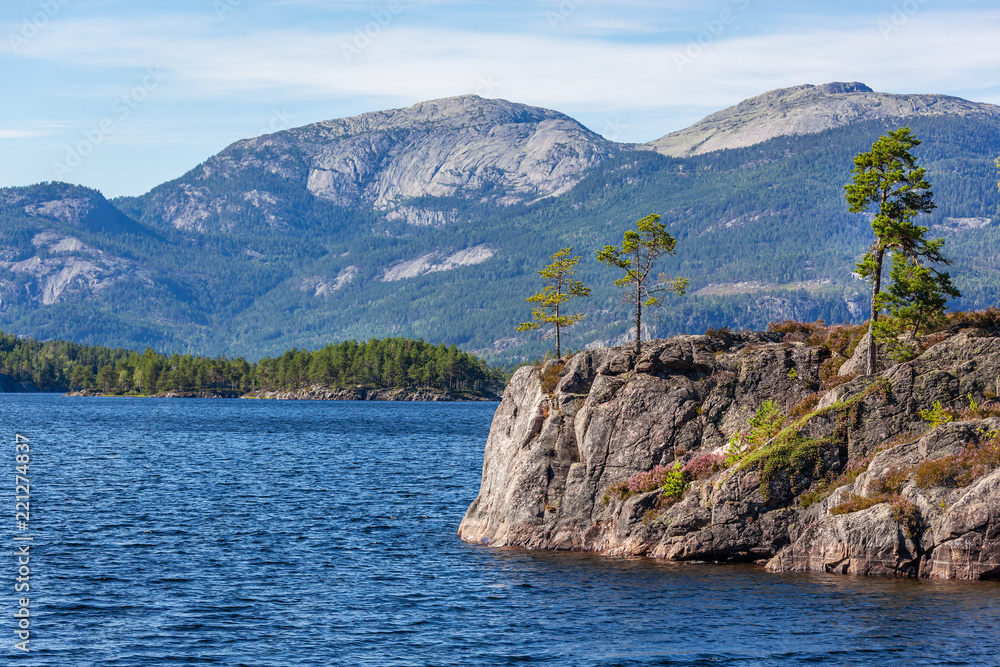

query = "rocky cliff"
[459, 324, 1000, 580]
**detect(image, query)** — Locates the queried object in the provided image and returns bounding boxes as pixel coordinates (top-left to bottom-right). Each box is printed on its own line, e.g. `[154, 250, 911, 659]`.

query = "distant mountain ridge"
[648, 82, 1000, 156]
[1, 82, 998, 360]
[121, 95, 621, 233]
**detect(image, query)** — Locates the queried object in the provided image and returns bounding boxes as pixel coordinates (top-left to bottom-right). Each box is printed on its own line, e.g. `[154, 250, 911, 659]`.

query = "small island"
[0, 333, 505, 401]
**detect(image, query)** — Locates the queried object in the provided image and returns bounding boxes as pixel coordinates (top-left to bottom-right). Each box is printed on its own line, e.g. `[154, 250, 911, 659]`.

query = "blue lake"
[1, 395, 998, 666]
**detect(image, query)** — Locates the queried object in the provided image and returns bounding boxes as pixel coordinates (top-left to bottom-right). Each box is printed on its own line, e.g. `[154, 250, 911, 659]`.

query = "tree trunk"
[555, 298, 562, 359]
[634, 295, 642, 356]
[867, 247, 886, 376]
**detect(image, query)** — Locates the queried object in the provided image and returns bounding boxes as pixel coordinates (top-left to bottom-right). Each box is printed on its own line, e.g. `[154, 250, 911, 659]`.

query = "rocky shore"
[65, 385, 497, 401]
[243, 385, 496, 402]
[458, 325, 1000, 580]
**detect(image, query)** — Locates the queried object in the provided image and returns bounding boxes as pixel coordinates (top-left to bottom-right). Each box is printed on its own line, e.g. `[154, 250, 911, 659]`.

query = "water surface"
[1, 395, 997, 666]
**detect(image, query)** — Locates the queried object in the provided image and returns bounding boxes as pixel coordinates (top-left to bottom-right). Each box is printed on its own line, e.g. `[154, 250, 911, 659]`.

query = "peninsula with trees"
[462, 128, 1000, 581]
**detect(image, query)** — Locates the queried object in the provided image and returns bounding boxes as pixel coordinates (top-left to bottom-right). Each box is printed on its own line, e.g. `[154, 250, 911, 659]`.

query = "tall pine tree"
[845, 127, 944, 374]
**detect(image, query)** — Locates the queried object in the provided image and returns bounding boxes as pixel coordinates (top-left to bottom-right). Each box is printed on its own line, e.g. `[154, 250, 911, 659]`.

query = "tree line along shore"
[0, 333, 506, 399]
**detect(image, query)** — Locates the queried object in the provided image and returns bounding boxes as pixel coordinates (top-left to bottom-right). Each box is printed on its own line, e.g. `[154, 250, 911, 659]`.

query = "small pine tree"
[517, 247, 590, 359]
[873, 252, 959, 361]
[597, 214, 687, 355]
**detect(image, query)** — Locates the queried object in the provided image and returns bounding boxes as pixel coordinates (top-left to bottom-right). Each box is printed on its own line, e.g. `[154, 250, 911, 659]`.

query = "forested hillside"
[0, 86, 997, 362]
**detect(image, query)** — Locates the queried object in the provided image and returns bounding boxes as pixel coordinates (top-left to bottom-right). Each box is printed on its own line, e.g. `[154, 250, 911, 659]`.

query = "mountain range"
[1, 82, 998, 361]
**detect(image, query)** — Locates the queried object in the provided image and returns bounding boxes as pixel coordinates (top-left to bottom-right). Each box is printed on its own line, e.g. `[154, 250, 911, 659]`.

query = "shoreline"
[61, 386, 500, 402]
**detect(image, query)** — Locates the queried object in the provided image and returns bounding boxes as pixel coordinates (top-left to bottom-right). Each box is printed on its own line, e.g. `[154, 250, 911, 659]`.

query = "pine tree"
[517, 247, 591, 358]
[845, 127, 944, 374]
[873, 253, 959, 361]
[597, 214, 688, 355]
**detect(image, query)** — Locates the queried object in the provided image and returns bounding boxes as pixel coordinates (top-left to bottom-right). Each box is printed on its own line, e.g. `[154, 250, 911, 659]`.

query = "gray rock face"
[459, 329, 1000, 580]
[0, 184, 153, 307]
[648, 82, 1000, 157]
[138, 95, 620, 232]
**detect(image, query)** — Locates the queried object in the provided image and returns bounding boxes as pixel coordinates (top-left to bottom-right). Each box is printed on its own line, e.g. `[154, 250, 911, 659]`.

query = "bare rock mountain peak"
[128, 85, 999, 234]
[648, 81, 1000, 156]
[138, 95, 619, 232]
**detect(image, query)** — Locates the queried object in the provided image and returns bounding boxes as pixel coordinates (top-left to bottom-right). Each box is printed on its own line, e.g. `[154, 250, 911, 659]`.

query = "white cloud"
[3, 8, 998, 142]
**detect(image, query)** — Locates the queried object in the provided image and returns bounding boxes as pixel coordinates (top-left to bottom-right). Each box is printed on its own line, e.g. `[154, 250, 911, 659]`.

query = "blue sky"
[2, 0, 999, 198]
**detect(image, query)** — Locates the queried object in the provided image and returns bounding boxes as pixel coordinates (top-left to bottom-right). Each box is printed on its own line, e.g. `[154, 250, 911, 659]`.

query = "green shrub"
[957, 394, 1000, 420]
[736, 430, 831, 501]
[725, 400, 787, 467]
[920, 401, 956, 428]
[607, 462, 689, 502]
[748, 400, 786, 444]
[890, 498, 921, 539]
[660, 462, 689, 500]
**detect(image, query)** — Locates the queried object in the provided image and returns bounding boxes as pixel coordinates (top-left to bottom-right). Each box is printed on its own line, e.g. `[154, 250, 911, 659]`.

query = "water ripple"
[0, 395, 997, 666]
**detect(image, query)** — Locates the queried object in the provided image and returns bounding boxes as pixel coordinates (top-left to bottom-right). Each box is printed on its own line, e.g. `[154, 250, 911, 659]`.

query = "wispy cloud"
[7, 9, 997, 135]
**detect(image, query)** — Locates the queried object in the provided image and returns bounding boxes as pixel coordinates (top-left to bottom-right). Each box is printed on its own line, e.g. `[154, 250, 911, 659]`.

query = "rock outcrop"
[648, 82, 1000, 157]
[459, 328, 1000, 580]
[0, 183, 155, 308]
